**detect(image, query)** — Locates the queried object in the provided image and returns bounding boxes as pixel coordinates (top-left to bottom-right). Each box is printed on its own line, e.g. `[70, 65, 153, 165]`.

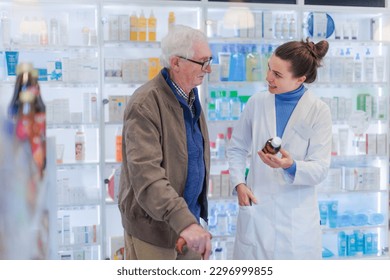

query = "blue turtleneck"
[275, 84, 306, 177]
[275, 84, 305, 137]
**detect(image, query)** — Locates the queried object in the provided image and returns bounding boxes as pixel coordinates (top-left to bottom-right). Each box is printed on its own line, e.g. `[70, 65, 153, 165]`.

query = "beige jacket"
[118, 72, 210, 248]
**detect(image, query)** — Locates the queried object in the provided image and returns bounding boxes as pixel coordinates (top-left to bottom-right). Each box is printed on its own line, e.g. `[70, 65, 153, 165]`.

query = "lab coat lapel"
[264, 93, 277, 138]
[282, 90, 316, 144]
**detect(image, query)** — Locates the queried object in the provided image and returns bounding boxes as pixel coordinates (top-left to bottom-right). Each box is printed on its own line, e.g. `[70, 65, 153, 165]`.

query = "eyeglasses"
[178, 56, 213, 71]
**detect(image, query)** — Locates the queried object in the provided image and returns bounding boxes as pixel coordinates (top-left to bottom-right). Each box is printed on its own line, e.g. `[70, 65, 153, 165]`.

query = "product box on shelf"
[344, 167, 381, 191]
[108, 95, 127, 122]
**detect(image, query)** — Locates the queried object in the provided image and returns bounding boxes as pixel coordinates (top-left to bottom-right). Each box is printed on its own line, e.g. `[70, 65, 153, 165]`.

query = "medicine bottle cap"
[271, 137, 282, 147]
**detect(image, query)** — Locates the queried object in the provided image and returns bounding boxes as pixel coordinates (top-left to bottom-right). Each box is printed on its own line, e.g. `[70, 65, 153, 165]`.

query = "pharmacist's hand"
[257, 148, 293, 169]
[179, 224, 212, 260]
[236, 183, 257, 206]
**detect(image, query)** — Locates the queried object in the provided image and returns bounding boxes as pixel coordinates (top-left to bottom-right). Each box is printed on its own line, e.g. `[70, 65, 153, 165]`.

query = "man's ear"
[170, 56, 180, 70]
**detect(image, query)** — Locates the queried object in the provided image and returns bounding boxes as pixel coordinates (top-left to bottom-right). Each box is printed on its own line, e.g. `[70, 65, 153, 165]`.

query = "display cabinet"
[0, 0, 102, 260]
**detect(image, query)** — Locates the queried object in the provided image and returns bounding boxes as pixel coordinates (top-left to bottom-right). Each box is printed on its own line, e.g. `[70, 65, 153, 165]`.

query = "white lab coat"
[228, 89, 332, 260]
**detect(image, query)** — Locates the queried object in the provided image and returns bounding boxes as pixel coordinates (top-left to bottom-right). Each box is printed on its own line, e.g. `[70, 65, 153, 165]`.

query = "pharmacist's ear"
[297, 75, 306, 84]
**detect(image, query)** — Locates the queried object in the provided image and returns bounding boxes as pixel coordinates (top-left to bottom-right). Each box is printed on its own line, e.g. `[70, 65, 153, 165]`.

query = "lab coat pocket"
[236, 206, 256, 243]
[291, 206, 322, 259]
[293, 121, 314, 141]
[233, 206, 257, 259]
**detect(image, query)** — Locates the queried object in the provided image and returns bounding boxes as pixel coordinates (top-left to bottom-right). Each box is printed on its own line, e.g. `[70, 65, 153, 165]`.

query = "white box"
[105, 58, 122, 81]
[83, 92, 98, 123]
[376, 134, 387, 156]
[365, 134, 377, 155]
[109, 15, 119, 41]
[122, 59, 137, 83]
[317, 168, 342, 191]
[209, 174, 221, 197]
[254, 12, 263, 38]
[118, 15, 129, 41]
[220, 170, 230, 197]
[110, 236, 125, 260]
[344, 167, 380, 191]
[109, 95, 127, 122]
[47, 60, 62, 81]
[263, 11, 273, 39]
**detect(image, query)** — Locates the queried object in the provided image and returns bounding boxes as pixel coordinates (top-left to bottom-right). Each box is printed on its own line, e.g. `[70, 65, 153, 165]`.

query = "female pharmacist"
[227, 38, 332, 259]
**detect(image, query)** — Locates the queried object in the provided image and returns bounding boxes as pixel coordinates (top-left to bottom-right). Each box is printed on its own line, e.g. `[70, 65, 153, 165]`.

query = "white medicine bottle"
[75, 128, 86, 161]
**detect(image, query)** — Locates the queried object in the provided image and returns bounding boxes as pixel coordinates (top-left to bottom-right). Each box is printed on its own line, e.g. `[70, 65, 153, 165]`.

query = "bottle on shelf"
[15, 87, 45, 179]
[49, 18, 60, 46]
[15, 90, 35, 142]
[281, 14, 289, 39]
[364, 48, 374, 82]
[218, 46, 231, 82]
[227, 202, 238, 235]
[138, 10, 147, 42]
[129, 11, 138, 41]
[8, 63, 35, 121]
[30, 17, 39, 45]
[168, 11, 175, 31]
[75, 128, 86, 162]
[228, 44, 245, 82]
[208, 90, 217, 121]
[1, 11, 11, 47]
[344, 48, 354, 83]
[216, 203, 228, 236]
[208, 202, 218, 235]
[115, 126, 123, 162]
[331, 48, 344, 83]
[208, 103, 217, 121]
[246, 45, 261, 82]
[274, 15, 282, 39]
[38, 18, 48, 46]
[216, 133, 226, 160]
[229, 90, 241, 120]
[262, 137, 282, 155]
[288, 15, 296, 39]
[147, 10, 157, 42]
[215, 90, 230, 120]
[353, 53, 363, 82]
[210, 141, 217, 160]
[20, 16, 31, 45]
[260, 44, 273, 80]
[30, 69, 46, 177]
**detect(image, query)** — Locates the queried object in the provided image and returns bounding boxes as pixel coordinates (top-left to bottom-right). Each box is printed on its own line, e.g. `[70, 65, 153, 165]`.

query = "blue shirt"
[275, 84, 306, 177]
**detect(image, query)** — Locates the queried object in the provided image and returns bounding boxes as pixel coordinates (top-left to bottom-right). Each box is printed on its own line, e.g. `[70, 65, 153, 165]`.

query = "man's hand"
[179, 224, 212, 259]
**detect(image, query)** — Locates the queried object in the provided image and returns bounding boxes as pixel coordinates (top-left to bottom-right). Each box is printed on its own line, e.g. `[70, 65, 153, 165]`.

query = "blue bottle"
[229, 44, 246, 81]
[216, 90, 230, 120]
[208, 91, 217, 121]
[229, 90, 241, 120]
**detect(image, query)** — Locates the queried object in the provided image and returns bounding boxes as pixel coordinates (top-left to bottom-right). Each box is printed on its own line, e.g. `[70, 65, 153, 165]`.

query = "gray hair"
[160, 25, 208, 68]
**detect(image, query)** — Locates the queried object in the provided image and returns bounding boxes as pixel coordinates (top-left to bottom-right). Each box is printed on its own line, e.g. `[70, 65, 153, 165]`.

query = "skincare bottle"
[115, 126, 122, 162]
[168, 11, 175, 31]
[147, 10, 157, 42]
[138, 10, 147, 42]
[218, 46, 231, 81]
[75, 128, 86, 162]
[129, 11, 138, 41]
